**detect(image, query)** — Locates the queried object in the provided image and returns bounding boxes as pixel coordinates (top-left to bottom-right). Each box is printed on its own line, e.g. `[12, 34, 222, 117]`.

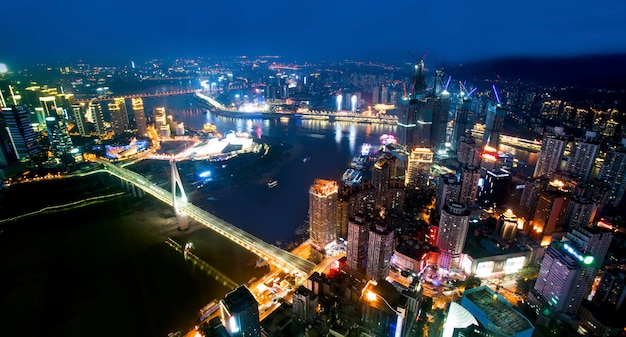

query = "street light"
[364, 290, 406, 337]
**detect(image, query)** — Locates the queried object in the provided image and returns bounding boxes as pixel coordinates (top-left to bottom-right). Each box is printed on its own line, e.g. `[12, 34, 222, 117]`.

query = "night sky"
[4, 0, 626, 66]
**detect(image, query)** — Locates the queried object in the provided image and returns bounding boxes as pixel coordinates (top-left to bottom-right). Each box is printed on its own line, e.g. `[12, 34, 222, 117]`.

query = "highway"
[94, 158, 317, 276]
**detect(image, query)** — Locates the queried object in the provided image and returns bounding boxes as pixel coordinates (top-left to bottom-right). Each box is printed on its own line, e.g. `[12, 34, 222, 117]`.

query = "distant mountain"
[449, 54, 626, 89]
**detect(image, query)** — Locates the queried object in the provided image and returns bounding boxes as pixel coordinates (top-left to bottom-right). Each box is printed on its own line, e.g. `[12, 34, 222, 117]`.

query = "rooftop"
[462, 286, 533, 336]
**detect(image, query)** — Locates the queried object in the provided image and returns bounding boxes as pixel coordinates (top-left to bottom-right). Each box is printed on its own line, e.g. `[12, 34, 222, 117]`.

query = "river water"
[0, 93, 537, 337]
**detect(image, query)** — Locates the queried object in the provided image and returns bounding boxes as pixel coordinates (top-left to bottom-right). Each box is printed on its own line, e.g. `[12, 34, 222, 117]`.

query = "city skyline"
[4, 0, 626, 67]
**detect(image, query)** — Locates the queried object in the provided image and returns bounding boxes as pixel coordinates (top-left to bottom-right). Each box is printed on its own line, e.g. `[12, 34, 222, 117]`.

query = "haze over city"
[4, 0, 626, 66]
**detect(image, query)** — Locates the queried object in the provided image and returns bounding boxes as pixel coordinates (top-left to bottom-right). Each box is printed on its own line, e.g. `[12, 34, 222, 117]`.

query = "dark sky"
[4, 0, 626, 67]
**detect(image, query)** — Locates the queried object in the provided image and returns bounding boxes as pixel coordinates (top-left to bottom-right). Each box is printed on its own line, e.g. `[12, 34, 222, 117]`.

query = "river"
[0, 93, 537, 337]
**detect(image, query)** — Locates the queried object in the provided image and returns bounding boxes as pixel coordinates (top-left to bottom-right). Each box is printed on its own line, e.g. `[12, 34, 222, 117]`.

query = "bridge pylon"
[170, 159, 190, 231]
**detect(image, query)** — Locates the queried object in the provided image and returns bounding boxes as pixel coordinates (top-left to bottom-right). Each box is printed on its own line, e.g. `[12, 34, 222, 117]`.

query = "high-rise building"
[430, 92, 451, 153]
[1, 105, 41, 161]
[45, 116, 73, 158]
[219, 285, 261, 337]
[338, 180, 377, 238]
[436, 173, 460, 215]
[597, 139, 626, 207]
[89, 101, 106, 136]
[346, 214, 370, 272]
[397, 60, 427, 150]
[529, 227, 612, 316]
[154, 106, 171, 138]
[459, 165, 480, 207]
[366, 223, 394, 282]
[360, 280, 408, 337]
[372, 153, 396, 206]
[478, 168, 511, 208]
[533, 128, 567, 178]
[565, 132, 599, 183]
[529, 190, 570, 246]
[108, 97, 129, 136]
[372, 86, 379, 105]
[70, 103, 89, 136]
[131, 97, 148, 137]
[593, 269, 626, 311]
[437, 202, 470, 270]
[452, 96, 472, 151]
[404, 147, 433, 187]
[457, 131, 481, 168]
[292, 286, 318, 322]
[309, 179, 339, 248]
[482, 102, 506, 149]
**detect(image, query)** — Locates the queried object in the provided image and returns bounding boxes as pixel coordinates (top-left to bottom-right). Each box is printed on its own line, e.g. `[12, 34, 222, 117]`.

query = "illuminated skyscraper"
[347, 214, 370, 272]
[529, 190, 570, 246]
[482, 102, 506, 149]
[597, 139, 626, 207]
[397, 60, 426, 150]
[565, 131, 599, 183]
[404, 147, 433, 187]
[71, 103, 89, 136]
[437, 202, 470, 270]
[154, 106, 171, 138]
[131, 97, 148, 137]
[436, 173, 461, 215]
[372, 153, 397, 206]
[219, 285, 260, 337]
[108, 97, 129, 136]
[457, 131, 481, 168]
[366, 223, 394, 282]
[45, 116, 73, 158]
[529, 227, 612, 316]
[533, 128, 567, 178]
[1, 105, 41, 161]
[89, 101, 106, 136]
[452, 96, 472, 150]
[309, 179, 339, 248]
[458, 165, 480, 207]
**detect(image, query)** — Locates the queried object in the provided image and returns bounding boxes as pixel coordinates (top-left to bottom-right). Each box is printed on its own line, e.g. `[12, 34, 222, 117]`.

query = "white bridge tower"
[170, 159, 190, 231]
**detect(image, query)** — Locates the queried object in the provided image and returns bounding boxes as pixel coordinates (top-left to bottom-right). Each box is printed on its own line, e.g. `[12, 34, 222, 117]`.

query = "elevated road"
[95, 159, 316, 276]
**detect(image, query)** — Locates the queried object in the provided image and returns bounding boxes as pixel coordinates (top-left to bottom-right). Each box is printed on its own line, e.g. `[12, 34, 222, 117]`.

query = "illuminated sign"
[563, 243, 594, 265]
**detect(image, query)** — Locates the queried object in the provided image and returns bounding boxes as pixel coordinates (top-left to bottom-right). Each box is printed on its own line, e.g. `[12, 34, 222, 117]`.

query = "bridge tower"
[170, 159, 190, 231]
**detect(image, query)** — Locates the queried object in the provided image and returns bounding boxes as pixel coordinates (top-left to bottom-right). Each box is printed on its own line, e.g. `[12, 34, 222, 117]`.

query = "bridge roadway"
[96, 159, 317, 276]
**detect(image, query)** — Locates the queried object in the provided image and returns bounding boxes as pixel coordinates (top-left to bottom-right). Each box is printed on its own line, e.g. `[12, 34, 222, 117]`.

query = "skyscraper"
[533, 128, 567, 178]
[131, 97, 148, 137]
[482, 102, 506, 149]
[529, 226, 612, 317]
[452, 96, 472, 151]
[565, 131, 599, 183]
[219, 285, 261, 337]
[89, 101, 106, 136]
[458, 165, 480, 207]
[397, 60, 426, 150]
[366, 223, 394, 282]
[347, 214, 370, 272]
[71, 102, 89, 136]
[45, 116, 73, 158]
[372, 153, 396, 206]
[1, 105, 41, 161]
[529, 190, 570, 246]
[437, 202, 470, 270]
[404, 147, 433, 187]
[309, 179, 339, 248]
[598, 139, 626, 207]
[108, 97, 129, 136]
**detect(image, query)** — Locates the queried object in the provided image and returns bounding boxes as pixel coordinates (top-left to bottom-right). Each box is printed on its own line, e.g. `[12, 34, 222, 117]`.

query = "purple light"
[492, 84, 501, 105]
